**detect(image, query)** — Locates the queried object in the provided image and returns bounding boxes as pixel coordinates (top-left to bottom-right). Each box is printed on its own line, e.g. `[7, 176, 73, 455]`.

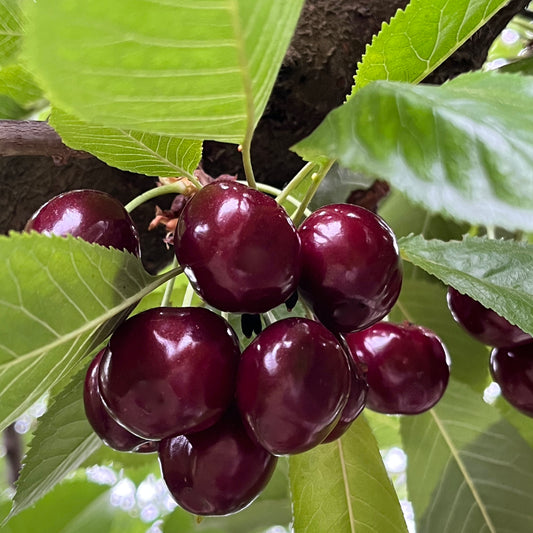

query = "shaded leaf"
[398, 235, 533, 337]
[26, 0, 305, 142]
[389, 278, 490, 393]
[402, 380, 533, 532]
[50, 108, 202, 178]
[0, 64, 43, 109]
[295, 72, 533, 232]
[353, 0, 509, 92]
[289, 416, 408, 533]
[0, 232, 176, 433]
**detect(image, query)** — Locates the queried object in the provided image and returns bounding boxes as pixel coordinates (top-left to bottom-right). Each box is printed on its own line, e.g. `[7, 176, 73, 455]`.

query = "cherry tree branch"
[0, 120, 92, 164]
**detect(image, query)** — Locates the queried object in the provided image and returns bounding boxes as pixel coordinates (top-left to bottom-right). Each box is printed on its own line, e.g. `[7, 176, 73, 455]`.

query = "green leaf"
[26, 0, 304, 142]
[0, 232, 175, 434]
[402, 380, 533, 532]
[1, 479, 115, 533]
[295, 72, 533, 232]
[364, 411, 402, 451]
[11, 367, 102, 517]
[399, 235, 533, 338]
[50, 108, 202, 178]
[0, 93, 24, 119]
[353, 0, 509, 93]
[0, 64, 43, 108]
[289, 416, 408, 533]
[0, 0, 24, 66]
[389, 279, 490, 393]
[499, 55, 533, 76]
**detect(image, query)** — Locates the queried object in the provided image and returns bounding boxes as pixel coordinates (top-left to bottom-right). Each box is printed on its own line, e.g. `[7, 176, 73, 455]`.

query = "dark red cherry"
[321, 357, 367, 443]
[447, 287, 531, 348]
[84, 349, 157, 453]
[236, 317, 351, 455]
[174, 181, 301, 314]
[25, 189, 140, 256]
[298, 204, 402, 333]
[490, 342, 533, 417]
[346, 322, 450, 415]
[159, 407, 277, 516]
[99, 307, 240, 440]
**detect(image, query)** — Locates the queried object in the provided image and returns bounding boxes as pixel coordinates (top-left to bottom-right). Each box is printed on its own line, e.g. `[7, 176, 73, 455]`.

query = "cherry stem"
[182, 281, 195, 307]
[237, 181, 311, 216]
[125, 182, 193, 213]
[275, 162, 317, 205]
[160, 257, 180, 307]
[291, 159, 335, 226]
[240, 137, 257, 189]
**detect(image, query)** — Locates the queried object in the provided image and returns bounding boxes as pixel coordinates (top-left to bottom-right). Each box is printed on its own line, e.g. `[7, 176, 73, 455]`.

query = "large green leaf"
[0, 0, 24, 66]
[353, 0, 509, 92]
[1, 479, 132, 533]
[0, 64, 43, 108]
[0, 232, 176, 434]
[50, 109, 202, 178]
[25, 0, 304, 142]
[389, 279, 490, 393]
[11, 367, 103, 517]
[402, 380, 533, 532]
[399, 235, 533, 338]
[289, 416, 408, 533]
[295, 72, 533, 232]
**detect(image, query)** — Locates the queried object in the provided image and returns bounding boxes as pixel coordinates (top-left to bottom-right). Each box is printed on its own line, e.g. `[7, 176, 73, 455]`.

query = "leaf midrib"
[429, 409, 497, 533]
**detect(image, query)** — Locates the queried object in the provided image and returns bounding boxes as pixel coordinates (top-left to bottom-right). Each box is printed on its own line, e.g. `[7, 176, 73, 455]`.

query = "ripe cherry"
[25, 189, 141, 256]
[174, 180, 301, 314]
[236, 317, 351, 455]
[84, 349, 157, 453]
[447, 287, 531, 348]
[490, 342, 533, 417]
[159, 407, 277, 516]
[99, 307, 240, 440]
[346, 322, 450, 415]
[298, 204, 402, 333]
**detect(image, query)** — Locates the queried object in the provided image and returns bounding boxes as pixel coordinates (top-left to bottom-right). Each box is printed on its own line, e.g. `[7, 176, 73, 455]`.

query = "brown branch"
[0, 120, 92, 165]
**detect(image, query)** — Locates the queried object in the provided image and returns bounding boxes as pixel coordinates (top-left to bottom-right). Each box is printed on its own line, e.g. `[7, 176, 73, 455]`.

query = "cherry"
[490, 342, 533, 417]
[159, 407, 277, 516]
[447, 287, 531, 348]
[84, 349, 157, 453]
[174, 180, 301, 314]
[298, 204, 402, 333]
[346, 322, 450, 415]
[236, 317, 351, 455]
[25, 189, 141, 256]
[98, 307, 240, 440]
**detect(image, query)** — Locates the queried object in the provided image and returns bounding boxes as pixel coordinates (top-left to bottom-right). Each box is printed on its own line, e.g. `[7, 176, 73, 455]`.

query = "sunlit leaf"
[295, 72, 533, 232]
[50, 108, 202, 178]
[353, 0, 509, 93]
[0, 0, 24, 66]
[26, 0, 304, 142]
[289, 416, 408, 533]
[402, 380, 533, 532]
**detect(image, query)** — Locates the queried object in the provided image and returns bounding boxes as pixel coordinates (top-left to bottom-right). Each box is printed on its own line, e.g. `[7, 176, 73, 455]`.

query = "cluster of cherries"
[447, 288, 533, 417]
[26, 181, 454, 517]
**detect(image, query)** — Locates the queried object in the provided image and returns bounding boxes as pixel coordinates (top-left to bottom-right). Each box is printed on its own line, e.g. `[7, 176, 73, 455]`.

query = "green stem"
[125, 182, 191, 213]
[182, 281, 195, 307]
[237, 181, 311, 215]
[291, 159, 335, 226]
[276, 162, 317, 205]
[241, 137, 257, 189]
[160, 258, 180, 307]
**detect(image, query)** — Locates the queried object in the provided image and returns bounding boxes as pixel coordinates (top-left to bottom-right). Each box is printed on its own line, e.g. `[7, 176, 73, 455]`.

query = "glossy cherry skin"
[346, 322, 450, 415]
[174, 181, 301, 314]
[25, 189, 140, 256]
[84, 349, 157, 453]
[236, 317, 351, 455]
[298, 204, 402, 333]
[447, 287, 531, 348]
[490, 342, 533, 417]
[159, 407, 277, 516]
[99, 307, 241, 440]
[321, 356, 367, 443]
